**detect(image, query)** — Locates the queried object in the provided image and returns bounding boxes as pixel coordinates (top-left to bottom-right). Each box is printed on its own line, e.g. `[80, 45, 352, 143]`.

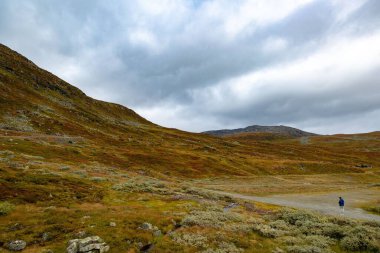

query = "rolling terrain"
[203, 125, 316, 137]
[0, 44, 380, 252]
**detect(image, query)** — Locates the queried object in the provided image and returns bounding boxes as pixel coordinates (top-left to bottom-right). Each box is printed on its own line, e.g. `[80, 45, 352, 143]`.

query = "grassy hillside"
[1, 44, 379, 178]
[1, 44, 380, 252]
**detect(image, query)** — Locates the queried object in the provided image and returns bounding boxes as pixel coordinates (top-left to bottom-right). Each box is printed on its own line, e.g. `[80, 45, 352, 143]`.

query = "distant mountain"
[203, 125, 317, 137]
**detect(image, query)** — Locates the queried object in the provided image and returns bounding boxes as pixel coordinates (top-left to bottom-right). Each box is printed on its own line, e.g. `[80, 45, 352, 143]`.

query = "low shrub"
[278, 236, 304, 246]
[303, 235, 334, 249]
[340, 225, 380, 252]
[202, 242, 243, 253]
[225, 223, 255, 233]
[90, 177, 107, 182]
[253, 223, 285, 238]
[171, 232, 208, 248]
[286, 245, 325, 253]
[112, 178, 171, 194]
[367, 206, 380, 215]
[183, 187, 232, 201]
[278, 209, 320, 225]
[270, 208, 380, 252]
[269, 220, 291, 231]
[182, 209, 243, 228]
[0, 201, 15, 216]
[320, 223, 345, 239]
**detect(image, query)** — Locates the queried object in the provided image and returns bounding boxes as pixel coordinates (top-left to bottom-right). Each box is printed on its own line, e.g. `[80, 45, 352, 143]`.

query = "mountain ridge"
[203, 124, 316, 137]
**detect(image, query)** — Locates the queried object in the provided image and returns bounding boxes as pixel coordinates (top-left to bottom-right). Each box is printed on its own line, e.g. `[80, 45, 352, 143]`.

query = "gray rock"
[66, 236, 109, 253]
[67, 239, 79, 253]
[109, 222, 116, 227]
[77, 236, 103, 248]
[42, 232, 51, 241]
[79, 242, 108, 252]
[139, 222, 153, 230]
[7, 240, 26, 251]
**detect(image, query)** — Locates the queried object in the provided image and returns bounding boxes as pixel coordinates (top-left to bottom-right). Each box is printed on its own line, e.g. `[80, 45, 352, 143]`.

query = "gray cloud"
[1, 0, 379, 134]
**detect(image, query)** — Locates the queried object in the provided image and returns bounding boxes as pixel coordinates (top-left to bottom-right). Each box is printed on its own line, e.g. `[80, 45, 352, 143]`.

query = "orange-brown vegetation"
[1, 44, 380, 252]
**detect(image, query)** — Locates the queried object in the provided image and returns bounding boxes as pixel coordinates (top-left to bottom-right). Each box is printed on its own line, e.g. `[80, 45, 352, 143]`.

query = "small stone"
[66, 239, 78, 253]
[109, 222, 116, 227]
[139, 222, 153, 230]
[42, 232, 51, 241]
[7, 240, 26, 251]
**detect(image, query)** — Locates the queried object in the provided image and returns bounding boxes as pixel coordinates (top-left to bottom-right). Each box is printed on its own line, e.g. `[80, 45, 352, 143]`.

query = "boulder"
[66, 236, 109, 253]
[7, 240, 26, 251]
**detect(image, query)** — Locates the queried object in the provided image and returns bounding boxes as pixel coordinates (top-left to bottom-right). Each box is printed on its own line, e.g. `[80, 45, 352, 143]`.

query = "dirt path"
[218, 189, 380, 222]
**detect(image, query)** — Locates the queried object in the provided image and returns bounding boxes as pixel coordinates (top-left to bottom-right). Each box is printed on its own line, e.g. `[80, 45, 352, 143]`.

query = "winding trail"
[218, 189, 380, 222]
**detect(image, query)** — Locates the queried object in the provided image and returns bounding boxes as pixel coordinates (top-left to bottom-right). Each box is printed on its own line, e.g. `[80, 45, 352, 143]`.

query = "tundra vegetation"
[0, 146, 380, 252]
[1, 44, 380, 252]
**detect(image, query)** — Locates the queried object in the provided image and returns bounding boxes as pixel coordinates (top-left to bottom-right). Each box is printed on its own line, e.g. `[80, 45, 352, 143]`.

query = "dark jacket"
[339, 198, 345, 206]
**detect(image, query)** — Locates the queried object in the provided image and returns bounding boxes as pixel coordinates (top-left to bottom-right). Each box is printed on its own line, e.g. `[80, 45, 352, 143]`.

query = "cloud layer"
[1, 0, 380, 133]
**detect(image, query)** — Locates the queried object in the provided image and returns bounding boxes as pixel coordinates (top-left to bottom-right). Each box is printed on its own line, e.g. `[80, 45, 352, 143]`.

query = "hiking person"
[339, 197, 345, 213]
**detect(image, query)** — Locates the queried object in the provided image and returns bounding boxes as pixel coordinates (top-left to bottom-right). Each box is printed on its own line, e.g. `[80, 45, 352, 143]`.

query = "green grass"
[0, 201, 15, 216]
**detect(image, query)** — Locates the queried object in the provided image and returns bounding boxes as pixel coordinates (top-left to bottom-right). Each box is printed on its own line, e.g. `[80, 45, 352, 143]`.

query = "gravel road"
[219, 188, 380, 222]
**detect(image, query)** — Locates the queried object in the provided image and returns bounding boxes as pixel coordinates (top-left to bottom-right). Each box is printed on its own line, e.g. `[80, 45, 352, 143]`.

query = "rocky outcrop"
[66, 236, 109, 253]
[139, 222, 162, 237]
[7, 240, 26, 251]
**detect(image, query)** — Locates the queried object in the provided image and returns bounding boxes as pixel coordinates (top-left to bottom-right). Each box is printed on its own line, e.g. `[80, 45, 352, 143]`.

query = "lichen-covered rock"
[7, 240, 26, 251]
[67, 239, 79, 253]
[42, 232, 51, 241]
[66, 236, 109, 253]
[139, 222, 153, 230]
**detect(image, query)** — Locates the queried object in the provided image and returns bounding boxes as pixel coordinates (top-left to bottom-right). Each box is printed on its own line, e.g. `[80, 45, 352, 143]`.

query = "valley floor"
[195, 171, 380, 221]
[1, 131, 380, 252]
[213, 188, 380, 222]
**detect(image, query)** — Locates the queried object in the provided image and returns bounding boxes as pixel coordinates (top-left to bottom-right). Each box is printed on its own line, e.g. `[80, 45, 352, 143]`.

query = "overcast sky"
[1, 0, 380, 134]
